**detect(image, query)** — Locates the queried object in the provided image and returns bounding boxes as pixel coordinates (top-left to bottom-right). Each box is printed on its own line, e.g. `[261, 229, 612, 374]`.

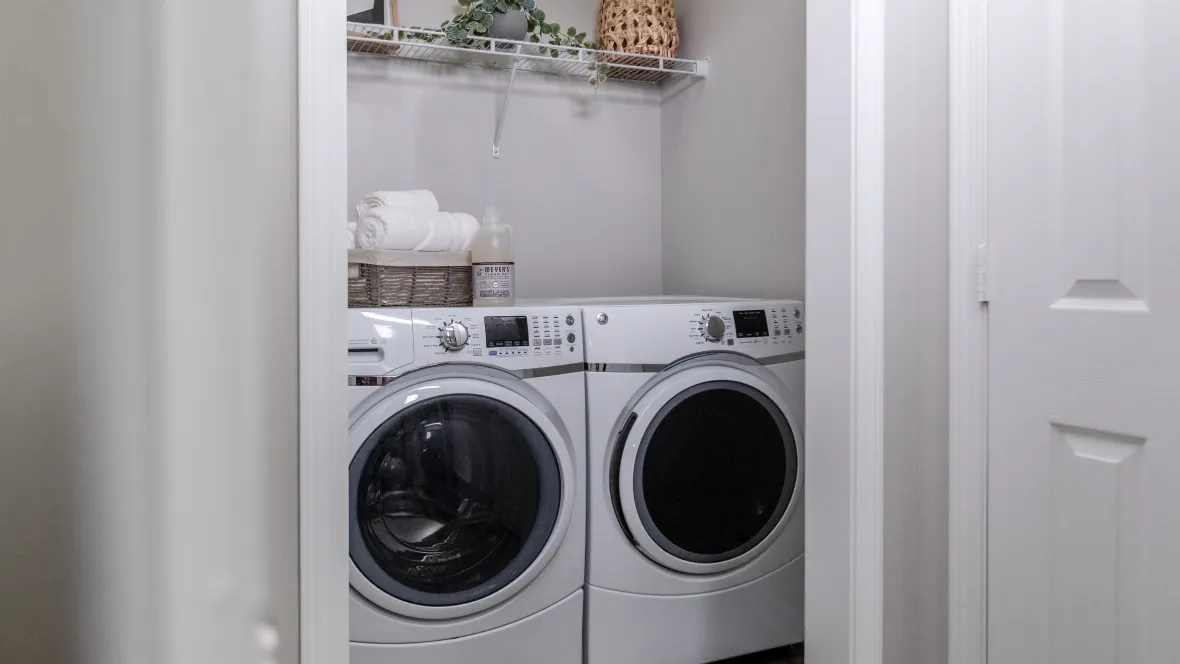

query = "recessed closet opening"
[347, 0, 805, 301]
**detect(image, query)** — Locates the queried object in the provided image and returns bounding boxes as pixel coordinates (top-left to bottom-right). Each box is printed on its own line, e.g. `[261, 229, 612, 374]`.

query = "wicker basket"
[348, 250, 473, 308]
[596, 0, 679, 78]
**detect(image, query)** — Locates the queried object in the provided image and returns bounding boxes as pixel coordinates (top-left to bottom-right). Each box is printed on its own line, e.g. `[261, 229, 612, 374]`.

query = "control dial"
[701, 314, 726, 342]
[438, 321, 470, 351]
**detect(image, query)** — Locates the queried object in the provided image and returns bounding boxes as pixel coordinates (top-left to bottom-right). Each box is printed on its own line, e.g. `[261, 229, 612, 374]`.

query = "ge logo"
[371, 338, 378, 344]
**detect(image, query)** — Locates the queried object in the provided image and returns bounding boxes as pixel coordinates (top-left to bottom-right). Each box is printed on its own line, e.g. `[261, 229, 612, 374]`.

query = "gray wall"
[349, 0, 664, 298]
[883, 0, 949, 661]
[661, 0, 807, 299]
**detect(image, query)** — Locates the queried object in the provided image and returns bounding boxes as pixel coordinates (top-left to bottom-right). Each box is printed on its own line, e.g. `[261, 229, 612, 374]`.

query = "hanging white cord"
[492, 59, 521, 159]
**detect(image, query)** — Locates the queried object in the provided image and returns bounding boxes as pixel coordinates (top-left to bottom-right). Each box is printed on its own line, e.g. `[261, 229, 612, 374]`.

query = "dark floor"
[713, 643, 804, 664]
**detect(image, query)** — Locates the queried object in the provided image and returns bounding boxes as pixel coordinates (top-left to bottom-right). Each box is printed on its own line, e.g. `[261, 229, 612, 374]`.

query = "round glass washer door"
[613, 365, 801, 575]
[349, 376, 574, 620]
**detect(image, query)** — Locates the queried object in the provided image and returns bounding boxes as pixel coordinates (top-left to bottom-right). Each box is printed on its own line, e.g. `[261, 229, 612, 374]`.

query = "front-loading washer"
[562, 296, 806, 664]
[346, 305, 586, 664]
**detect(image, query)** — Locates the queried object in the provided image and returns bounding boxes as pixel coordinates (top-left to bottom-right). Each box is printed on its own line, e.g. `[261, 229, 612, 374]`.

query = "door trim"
[850, 3, 886, 661]
[298, 0, 349, 661]
[807, 0, 886, 660]
[948, 0, 990, 662]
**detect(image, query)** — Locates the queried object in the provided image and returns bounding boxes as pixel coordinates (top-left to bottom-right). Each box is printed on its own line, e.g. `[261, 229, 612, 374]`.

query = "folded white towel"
[354, 190, 439, 221]
[413, 212, 453, 252]
[356, 207, 432, 250]
[356, 207, 479, 252]
[346, 221, 358, 250]
[454, 213, 480, 250]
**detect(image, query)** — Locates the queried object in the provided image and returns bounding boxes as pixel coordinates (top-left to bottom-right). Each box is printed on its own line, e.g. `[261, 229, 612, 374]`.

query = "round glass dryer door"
[349, 378, 571, 619]
[613, 369, 800, 575]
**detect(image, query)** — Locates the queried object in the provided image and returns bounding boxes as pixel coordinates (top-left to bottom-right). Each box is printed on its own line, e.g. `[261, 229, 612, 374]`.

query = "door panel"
[1051, 0, 1150, 312]
[988, 0, 1180, 661]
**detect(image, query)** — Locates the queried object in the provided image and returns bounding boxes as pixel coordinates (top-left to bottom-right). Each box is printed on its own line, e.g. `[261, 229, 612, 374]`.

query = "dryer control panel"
[685, 302, 805, 348]
[581, 299, 805, 365]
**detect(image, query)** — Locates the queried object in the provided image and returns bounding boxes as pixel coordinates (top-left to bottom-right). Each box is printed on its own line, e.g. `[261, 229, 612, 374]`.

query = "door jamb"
[297, 0, 350, 662]
[948, 0, 989, 662]
[301, 0, 901, 659]
[806, 0, 886, 661]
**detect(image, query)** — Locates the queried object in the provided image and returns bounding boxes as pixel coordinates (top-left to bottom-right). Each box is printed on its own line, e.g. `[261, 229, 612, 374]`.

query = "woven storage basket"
[348, 249, 473, 308]
[596, 0, 679, 79]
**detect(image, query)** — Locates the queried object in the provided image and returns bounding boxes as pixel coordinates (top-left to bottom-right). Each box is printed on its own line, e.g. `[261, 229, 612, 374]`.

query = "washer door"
[349, 376, 573, 620]
[613, 365, 801, 575]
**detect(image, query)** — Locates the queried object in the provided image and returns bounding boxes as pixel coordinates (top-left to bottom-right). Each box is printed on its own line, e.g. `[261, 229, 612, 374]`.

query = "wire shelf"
[346, 22, 708, 85]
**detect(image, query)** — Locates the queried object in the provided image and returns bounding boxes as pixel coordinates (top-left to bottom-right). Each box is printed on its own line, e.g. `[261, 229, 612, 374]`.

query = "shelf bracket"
[492, 60, 521, 159]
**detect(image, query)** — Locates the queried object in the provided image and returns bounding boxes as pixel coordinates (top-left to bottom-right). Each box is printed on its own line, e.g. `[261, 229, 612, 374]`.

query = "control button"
[488, 350, 498, 356]
[793, 308, 801, 319]
[533, 339, 542, 347]
[544, 338, 553, 346]
[795, 323, 804, 334]
[473, 349, 483, 356]
[702, 314, 726, 342]
[439, 321, 470, 351]
[567, 332, 576, 343]
[566, 315, 575, 326]
[569, 346, 575, 352]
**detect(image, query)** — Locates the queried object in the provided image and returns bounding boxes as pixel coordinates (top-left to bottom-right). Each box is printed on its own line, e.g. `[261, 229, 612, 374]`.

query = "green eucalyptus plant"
[406, 0, 610, 86]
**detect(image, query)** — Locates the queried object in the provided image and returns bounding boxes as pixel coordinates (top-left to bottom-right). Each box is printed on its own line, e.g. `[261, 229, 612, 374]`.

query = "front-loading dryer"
[346, 305, 586, 664]
[565, 296, 806, 664]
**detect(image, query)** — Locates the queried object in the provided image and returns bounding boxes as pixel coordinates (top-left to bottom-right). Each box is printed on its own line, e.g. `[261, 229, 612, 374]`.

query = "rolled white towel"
[355, 206, 432, 251]
[345, 221, 357, 250]
[414, 212, 462, 252]
[354, 190, 439, 220]
[454, 213, 480, 250]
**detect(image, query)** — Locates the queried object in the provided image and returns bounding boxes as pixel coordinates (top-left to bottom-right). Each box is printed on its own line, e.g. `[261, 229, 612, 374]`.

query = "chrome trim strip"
[759, 351, 806, 366]
[514, 363, 586, 379]
[585, 363, 669, 373]
[348, 376, 397, 387]
[348, 361, 584, 385]
[585, 352, 805, 374]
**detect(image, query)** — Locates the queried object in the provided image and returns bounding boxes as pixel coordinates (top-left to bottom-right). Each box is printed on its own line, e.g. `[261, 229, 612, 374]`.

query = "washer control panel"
[418, 307, 583, 363]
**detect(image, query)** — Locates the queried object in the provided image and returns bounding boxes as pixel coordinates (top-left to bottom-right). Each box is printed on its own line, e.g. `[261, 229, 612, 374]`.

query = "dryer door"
[613, 365, 801, 575]
[348, 375, 574, 620]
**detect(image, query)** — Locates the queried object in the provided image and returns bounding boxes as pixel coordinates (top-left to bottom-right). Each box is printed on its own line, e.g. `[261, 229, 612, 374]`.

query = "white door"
[987, 0, 1180, 662]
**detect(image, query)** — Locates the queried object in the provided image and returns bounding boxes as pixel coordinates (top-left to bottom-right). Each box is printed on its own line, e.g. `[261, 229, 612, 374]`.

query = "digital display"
[733, 310, 770, 338]
[484, 316, 530, 347]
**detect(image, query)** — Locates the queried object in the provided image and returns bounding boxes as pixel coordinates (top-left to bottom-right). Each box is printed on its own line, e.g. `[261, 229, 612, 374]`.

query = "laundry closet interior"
[343, 1, 806, 662]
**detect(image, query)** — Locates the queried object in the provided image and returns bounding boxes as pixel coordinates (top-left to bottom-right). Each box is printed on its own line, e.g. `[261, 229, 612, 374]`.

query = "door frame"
[298, 0, 350, 662]
[948, 0, 990, 662]
[806, 0, 887, 662]
[298, 0, 895, 662]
